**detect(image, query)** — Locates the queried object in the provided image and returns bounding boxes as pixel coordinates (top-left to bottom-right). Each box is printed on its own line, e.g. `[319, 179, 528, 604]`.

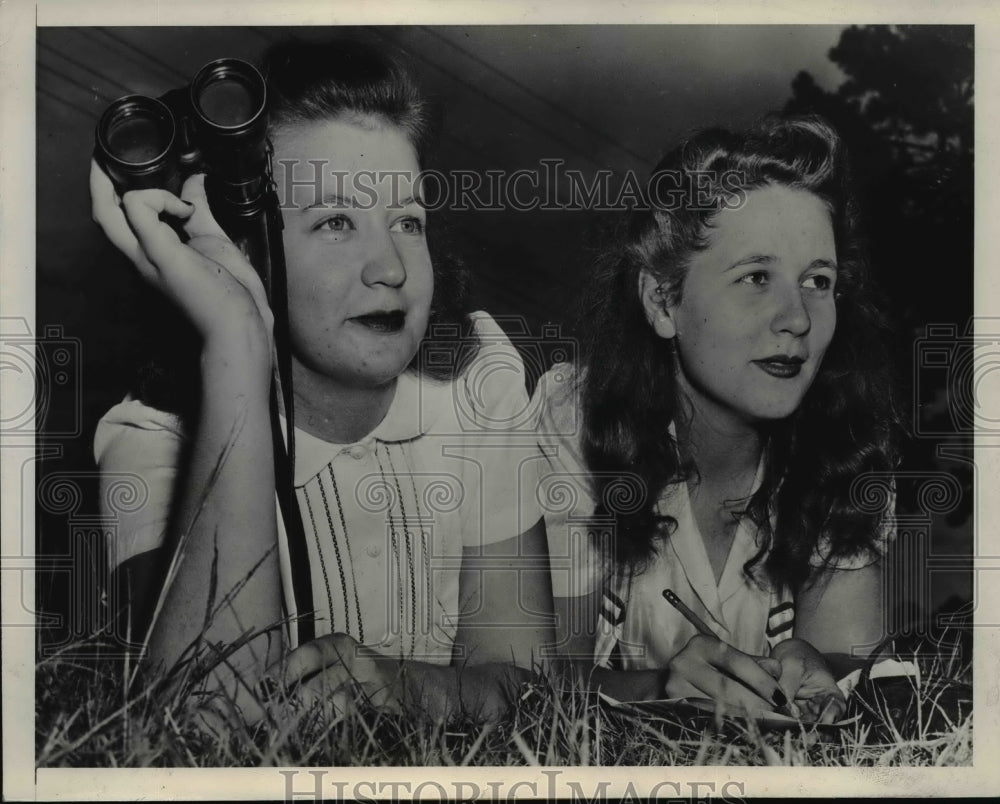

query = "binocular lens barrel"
[106, 116, 169, 162]
[96, 97, 176, 190]
[191, 59, 266, 133]
[199, 81, 258, 127]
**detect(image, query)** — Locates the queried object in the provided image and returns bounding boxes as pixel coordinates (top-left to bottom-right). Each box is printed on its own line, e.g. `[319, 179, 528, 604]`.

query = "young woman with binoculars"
[90, 38, 554, 724]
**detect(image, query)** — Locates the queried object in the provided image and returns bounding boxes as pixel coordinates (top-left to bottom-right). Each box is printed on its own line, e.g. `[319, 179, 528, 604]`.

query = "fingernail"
[183, 200, 195, 209]
[772, 689, 787, 707]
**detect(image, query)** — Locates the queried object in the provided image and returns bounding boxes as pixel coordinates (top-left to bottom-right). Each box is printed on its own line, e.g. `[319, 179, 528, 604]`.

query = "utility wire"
[418, 26, 646, 165]
[37, 85, 97, 120]
[371, 28, 626, 176]
[37, 62, 116, 107]
[90, 27, 189, 84]
[38, 39, 135, 97]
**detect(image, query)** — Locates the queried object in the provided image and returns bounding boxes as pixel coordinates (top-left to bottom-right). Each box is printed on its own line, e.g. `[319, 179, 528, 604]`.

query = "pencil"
[662, 588, 715, 637]
[661, 588, 796, 717]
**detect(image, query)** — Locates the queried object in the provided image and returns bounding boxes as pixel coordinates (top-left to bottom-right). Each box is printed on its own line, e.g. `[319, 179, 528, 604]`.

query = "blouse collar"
[288, 369, 453, 485]
[654, 435, 769, 631]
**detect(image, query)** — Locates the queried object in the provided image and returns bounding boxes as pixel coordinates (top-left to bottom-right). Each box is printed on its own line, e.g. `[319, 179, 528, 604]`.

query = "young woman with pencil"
[535, 116, 900, 722]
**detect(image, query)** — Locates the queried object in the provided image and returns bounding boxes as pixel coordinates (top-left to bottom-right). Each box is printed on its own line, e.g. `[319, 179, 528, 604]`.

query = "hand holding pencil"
[661, 588, 792, 716]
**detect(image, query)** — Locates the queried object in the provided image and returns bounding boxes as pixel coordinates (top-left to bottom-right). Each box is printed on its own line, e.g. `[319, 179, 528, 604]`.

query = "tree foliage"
[785, 25, 973, 326]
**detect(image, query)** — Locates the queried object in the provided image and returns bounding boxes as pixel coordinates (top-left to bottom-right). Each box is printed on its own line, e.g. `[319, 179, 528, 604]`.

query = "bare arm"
[794, 560, 886, 678]
[92, 165, 284, 697]
[150, 316, 281, 684]
[284, 518, 559, 721]
[552, 592, 665, 700]
[453, 516, 554, 668]
[445, 516, 557, 716]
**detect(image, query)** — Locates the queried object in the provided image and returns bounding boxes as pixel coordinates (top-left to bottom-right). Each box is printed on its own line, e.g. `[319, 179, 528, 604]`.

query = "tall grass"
[35, 627, 971, 768]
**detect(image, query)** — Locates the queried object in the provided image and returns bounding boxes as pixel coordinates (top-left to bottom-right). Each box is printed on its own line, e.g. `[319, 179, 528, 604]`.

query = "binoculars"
[94, 58, 271, 231]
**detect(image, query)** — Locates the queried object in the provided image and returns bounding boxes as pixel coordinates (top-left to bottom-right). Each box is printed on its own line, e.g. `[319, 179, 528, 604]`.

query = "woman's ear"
[638, 269, 677, 340]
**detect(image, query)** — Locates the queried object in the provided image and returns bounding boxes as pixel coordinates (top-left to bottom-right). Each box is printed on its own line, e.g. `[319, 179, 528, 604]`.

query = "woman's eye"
[802, 274, 835, 291]
[314, 215, 354, 234]
[738, 271, 768, 286]
[391, 216, 425, 235]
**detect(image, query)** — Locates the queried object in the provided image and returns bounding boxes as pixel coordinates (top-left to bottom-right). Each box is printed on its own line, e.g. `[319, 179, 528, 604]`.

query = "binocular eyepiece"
[95, 58, 268, 215]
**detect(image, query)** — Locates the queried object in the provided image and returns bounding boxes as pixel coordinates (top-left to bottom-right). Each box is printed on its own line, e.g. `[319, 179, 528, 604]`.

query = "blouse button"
[349, 445, 367, 460]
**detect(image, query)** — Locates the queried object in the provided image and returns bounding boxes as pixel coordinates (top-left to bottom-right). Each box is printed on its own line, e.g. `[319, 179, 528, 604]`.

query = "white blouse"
[95, 312, 543, 663]
[533, 362, 889, 669]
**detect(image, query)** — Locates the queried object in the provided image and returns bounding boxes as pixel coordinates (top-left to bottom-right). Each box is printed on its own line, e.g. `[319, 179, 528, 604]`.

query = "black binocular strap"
[264, 193, 315, 647]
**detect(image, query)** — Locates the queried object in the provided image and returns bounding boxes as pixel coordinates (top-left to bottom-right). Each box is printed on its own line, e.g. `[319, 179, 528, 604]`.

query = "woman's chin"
[347, 362, 414, 391]
[744, 398, 808, 424]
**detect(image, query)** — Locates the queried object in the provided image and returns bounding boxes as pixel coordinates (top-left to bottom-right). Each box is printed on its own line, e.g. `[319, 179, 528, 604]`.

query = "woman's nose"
[360, 232, 407, 288]
[771, 284, 811, 336]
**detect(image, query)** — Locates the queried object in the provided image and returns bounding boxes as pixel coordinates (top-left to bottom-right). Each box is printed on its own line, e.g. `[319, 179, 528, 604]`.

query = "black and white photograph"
[2, 1, 997, 799]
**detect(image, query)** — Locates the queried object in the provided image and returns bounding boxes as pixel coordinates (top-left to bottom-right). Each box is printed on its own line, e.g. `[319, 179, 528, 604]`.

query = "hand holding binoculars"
[94, 58, 272, 232]
[93, 55, 289, 314]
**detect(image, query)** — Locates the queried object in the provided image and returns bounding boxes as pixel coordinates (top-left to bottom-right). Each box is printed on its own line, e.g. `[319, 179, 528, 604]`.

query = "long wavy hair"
[134, 37, 476, 417]
[580, 115, 901, 593]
